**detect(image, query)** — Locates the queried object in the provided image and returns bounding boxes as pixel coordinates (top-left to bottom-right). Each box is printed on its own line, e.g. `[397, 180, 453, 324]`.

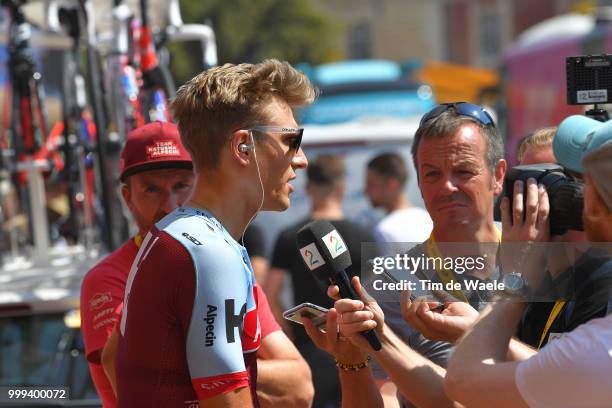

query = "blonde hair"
[171, 59, 316, 171]
[517, 127, 557, 162]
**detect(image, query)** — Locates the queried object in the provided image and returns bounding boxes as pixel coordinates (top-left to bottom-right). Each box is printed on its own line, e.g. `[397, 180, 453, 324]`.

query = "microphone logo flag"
[299, 243, 326, 270]
[323, 230, 347, 259]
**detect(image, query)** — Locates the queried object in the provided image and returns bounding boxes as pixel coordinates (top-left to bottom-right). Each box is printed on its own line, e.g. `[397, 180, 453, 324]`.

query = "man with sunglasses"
[114, 60, 316, 408]
[373, 102, 506, 397]
[302, 102, 510, 407]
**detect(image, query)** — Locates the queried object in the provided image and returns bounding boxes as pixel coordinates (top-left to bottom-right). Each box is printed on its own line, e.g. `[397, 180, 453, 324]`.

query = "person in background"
[242, 223, 269, 284]
[517, 127, 557, 165]
[266, 154, 378, 408]
[81, 122, 194, 407]
[365, 153, 432, 247]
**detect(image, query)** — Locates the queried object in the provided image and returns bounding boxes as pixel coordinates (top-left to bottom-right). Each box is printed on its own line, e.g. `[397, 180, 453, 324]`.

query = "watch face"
[503, 274, 524, 292]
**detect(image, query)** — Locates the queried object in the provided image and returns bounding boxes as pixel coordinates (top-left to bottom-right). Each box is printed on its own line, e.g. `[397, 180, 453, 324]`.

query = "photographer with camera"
[445, 115, 612, 408]
[405, 123, 610, 348]
[510, 123, 612, 349]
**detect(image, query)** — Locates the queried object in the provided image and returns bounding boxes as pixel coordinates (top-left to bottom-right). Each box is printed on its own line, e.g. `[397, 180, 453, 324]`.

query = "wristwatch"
[499, 272, 530, 300]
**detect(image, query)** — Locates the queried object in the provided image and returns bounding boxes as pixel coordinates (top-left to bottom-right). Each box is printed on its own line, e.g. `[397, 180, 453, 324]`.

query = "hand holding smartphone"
[283, 302, 329, 329]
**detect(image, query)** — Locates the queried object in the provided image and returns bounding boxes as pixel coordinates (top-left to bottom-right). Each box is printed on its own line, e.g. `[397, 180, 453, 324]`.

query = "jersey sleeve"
[80, 263, 125, 363]
[255, 285, 281, 338]
[179, 236, 257, 400]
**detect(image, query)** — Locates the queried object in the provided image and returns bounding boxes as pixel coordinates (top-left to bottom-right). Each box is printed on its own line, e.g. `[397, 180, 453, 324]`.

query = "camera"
[501, 163, 584, 236]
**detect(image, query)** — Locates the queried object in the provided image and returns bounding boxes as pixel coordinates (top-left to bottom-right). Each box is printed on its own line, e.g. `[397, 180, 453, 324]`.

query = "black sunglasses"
[250, 126, 304, 151]
[419, 102, 495, 127]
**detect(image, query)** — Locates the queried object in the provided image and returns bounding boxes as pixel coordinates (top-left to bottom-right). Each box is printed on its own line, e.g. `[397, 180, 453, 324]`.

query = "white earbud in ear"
[238, 143, 250, 153]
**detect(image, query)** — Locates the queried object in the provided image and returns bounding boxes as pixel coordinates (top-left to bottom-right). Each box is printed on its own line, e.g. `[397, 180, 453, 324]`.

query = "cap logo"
[299, 243, 326, 271]
[146, 140, 181, 159]
[322, 229, 347, 258]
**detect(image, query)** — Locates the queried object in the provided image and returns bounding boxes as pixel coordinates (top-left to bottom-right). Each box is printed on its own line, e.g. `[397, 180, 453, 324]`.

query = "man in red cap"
[81, 121, 313, 407]
[80, 121, 195, 407]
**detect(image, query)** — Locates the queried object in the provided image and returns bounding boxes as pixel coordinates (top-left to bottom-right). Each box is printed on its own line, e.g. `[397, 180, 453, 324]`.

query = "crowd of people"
[79, 60, 612, 407]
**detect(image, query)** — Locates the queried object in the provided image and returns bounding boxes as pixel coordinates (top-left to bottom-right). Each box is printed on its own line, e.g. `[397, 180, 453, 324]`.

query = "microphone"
[296, 220, 382, 351]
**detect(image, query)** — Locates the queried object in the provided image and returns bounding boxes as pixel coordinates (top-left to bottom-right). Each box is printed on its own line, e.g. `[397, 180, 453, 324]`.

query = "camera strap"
[426, 226, 502, 303]
[538, 300, 566, 349]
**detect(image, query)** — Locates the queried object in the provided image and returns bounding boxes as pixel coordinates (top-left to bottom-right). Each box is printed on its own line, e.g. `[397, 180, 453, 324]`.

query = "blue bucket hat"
[554, 115, 612, 209]
[553, 115, 612, 174]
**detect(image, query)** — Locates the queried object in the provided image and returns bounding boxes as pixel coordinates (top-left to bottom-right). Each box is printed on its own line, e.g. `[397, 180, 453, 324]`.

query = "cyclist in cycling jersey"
[115, 60, 316, 407]
[83, 121, 313, 407]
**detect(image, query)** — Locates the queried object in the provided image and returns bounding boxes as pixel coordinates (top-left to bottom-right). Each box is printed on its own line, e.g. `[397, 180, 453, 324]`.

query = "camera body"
[503, 163, 584, 236]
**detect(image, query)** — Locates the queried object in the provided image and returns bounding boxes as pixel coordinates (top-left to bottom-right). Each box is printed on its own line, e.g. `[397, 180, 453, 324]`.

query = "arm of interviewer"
[256, 327, 314, 407]
[334, 277, 463, 408]
[303, 309, 384, 408]
[399, 290, 536, 361]
[375, 379, 401, 408]
[101, 326, 119, 395]
[444, 302, 528, 408]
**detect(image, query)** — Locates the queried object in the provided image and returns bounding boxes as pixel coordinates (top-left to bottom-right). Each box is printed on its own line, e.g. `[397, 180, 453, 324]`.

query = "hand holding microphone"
[297, 220, 382, 351]
[328, 276, 388, 353]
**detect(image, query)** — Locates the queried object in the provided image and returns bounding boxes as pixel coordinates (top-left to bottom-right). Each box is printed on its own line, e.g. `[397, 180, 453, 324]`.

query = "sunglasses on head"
[419, 102, 495, 127]
[249, 126, 304, 151]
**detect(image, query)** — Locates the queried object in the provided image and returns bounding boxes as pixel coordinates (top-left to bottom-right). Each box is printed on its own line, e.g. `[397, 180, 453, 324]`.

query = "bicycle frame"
[2, 0, 49, 158]
[137, 0, 171, 122]
[50, 1, 97, 248]
[80, 0, 125, 251]
[1, 0, 53, 259]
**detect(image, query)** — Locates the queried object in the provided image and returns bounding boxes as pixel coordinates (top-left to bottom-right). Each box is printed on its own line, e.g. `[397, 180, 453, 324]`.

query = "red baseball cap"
[119, 121, 193, 181]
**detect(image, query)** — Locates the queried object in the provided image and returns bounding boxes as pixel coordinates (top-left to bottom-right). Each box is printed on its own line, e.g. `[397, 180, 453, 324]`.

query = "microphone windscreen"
[296, 220, 352, 277]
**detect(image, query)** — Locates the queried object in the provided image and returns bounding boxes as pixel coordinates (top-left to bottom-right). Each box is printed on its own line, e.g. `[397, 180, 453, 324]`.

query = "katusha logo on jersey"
[241, 307, 261, 352]
[299, 243, 326, 271]
[89, 292, 112, 311]
[322, 229, 347, 259]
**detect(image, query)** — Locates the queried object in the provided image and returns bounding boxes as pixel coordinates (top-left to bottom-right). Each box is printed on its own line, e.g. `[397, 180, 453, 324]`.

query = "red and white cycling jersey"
[117, 206, 261, 407]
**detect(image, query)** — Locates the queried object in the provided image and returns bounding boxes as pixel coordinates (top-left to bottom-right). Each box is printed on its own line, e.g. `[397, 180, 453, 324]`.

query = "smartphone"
[283, 303, 329, 329]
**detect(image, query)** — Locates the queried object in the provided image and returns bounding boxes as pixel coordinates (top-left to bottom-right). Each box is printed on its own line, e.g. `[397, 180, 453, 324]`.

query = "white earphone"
[238, 143, 251, 153]
[239, 131, 264, 243]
